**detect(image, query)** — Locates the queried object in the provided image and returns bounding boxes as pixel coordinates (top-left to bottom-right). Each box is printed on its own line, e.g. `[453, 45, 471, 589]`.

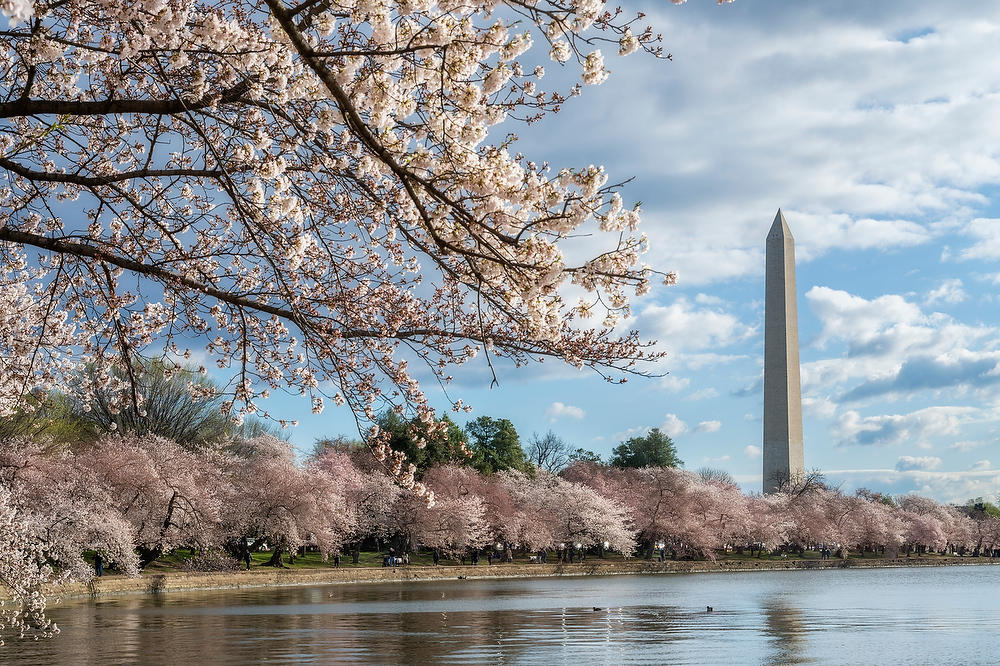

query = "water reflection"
[762, 599, 809, 665]
[10, 566, 1000, 664]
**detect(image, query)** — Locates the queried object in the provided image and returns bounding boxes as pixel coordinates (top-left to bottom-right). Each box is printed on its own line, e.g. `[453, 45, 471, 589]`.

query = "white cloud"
[694, 293, 724, 305]
[895, 455, 942, 471]
[925, 278, 966, 305]
[823, 467, 1000, 504]
[702, 454, 731, 464]
[612, 426, 649, 442]
[971, 459, 992, 470]
[659, 375, 691, 392]
[803, 286, 1000, 402]
[687, 388, 719, 401]
[545, 402, 585, 422]
[949, 440, 988, 452]
[661, 413, 689, 438]
[802, 396, 837, 418]
[678, 353, 748, 371]
[632, 297, 753, 355]
[959, 218, 1000, 260]
[695, 420, 722, 433]
[744, 445, 762, 459]
[806, 286, 924, 351]
[833, 406, 978, 447]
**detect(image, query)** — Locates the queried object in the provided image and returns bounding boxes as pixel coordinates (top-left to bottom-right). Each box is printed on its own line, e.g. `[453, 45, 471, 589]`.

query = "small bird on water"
[706, 606, 713, 612]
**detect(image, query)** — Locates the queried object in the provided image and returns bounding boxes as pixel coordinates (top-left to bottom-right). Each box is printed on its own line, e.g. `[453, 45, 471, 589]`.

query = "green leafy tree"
[465, 416, 529, 475]
[610, 428, 682, 468]
[0, 392, 96, 446]
[966, 498, 1000, 519]
[568, 448, 604, 465]
[379, 411, 469, 477]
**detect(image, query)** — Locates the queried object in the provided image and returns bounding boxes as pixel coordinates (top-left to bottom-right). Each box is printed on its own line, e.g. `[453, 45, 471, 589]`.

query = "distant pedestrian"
[243, 546, 252, 570]
[94, 552, 104, 577]
[433, 549, 440, 565]
[334, 553, 341, 568]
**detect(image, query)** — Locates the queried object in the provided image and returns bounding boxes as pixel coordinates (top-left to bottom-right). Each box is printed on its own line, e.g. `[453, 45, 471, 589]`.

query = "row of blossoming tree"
[6, 431, 999, 601]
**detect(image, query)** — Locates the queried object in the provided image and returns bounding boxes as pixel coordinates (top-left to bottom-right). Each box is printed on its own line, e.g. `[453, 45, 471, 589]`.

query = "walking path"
[46, 555, 1000, 602]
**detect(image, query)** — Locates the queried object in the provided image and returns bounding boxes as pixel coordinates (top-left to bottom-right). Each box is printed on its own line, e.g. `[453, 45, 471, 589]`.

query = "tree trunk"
[266, 540, 288, 568]
[137, 545, 164, 569]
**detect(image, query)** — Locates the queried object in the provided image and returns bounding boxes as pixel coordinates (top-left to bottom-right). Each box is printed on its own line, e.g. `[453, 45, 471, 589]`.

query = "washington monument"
[763, 209, 805, 493]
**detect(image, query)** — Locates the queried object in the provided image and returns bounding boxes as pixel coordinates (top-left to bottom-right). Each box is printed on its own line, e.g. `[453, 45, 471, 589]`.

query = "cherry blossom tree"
[311, 447, 399, 561]
[0, 487, 62, 646]
[507, 470, 634, 554]
[742, 494, 791, 557]
[224, 435, 351, 565]
[0, 0, 674, 492]
[414, 464, 490, 557]
[0, 438, 140, 579]
[73, 434, 227, 566]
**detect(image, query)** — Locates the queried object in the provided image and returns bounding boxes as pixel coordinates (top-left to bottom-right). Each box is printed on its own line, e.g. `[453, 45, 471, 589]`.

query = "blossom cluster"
[0, 0, 674, 470]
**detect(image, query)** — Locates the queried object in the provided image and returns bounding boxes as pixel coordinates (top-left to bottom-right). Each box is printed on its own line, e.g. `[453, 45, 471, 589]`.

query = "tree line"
[4, 408, 1000, 642]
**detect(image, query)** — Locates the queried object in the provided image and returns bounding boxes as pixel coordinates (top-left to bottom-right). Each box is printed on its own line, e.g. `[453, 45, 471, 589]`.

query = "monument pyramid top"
[767, 208, 793, 241]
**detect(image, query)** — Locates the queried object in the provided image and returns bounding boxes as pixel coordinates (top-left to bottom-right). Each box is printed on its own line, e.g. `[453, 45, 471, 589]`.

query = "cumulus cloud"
[744, 445, 762, 459]
[687, 388, 719, 401]
[895, 455, 942, 471]
[803, 286, 1000, 403]
[971, 459, 991, 470]
[840, 353, 1000, 402]
[661, 413, 689, 438]
[802, 396, 837, 418]
[925, 278, 966, 305]
[659, 375, 691, 392]
[633, 297, 753, 354]
[545, 402, 585, 422]
[833, 406, 978, 446]
[823, 467, 1000, 504]
[959, 218, 1000, 260]
[695, 420, 722, 433]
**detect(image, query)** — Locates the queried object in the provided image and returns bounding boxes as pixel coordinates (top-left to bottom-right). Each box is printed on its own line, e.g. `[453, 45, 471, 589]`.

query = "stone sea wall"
[41, 555, 1000, 602]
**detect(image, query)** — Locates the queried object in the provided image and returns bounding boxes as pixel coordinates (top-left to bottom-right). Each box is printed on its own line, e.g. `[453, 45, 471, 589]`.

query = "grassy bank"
[46, 552, 1000, 602]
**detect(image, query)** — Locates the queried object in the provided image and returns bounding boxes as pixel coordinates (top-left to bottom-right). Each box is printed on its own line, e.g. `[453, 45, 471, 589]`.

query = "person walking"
[94, 552, 104, 577]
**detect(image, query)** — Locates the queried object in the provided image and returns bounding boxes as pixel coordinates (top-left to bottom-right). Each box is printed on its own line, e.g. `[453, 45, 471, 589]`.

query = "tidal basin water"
[12, 564, 1000, 664]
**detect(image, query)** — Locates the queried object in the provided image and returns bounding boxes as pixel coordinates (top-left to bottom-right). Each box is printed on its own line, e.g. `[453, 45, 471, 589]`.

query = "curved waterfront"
[12, 565, 999, 664]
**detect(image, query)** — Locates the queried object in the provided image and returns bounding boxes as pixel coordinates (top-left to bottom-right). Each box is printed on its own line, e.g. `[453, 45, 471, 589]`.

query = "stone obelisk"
[763, 209, 805, 493]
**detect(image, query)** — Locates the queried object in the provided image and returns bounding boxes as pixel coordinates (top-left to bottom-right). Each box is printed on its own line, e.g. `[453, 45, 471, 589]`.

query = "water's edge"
[44, 556, 1000, 604]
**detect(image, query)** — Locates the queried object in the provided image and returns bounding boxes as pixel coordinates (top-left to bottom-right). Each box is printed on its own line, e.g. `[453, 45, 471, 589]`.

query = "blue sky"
[275, 1, 1000, 503]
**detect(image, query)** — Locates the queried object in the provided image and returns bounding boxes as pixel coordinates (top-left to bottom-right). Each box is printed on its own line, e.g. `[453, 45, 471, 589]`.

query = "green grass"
[129, 547, 972, 574]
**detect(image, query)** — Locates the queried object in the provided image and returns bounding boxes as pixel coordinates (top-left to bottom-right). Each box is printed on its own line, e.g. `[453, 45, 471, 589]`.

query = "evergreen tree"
[609, 428, 682, 468]
[464, 416, 529, 475]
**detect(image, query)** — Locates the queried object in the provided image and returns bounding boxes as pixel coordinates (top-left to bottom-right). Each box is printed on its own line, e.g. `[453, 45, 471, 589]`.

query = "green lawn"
[85, 546, 969, 576]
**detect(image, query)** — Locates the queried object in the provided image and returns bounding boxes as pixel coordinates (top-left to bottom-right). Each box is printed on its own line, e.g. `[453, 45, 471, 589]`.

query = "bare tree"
[696, 467, 737, 488]
[527, 430, 572, 473]
[770, 468, 828, 497]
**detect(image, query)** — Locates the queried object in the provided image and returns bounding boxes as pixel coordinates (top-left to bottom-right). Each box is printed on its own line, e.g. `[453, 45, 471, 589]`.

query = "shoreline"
[46, 555, 1000, 603]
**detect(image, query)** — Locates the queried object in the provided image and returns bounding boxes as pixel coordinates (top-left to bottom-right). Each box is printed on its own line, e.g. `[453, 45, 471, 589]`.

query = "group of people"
[382, 548, 409, 567]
